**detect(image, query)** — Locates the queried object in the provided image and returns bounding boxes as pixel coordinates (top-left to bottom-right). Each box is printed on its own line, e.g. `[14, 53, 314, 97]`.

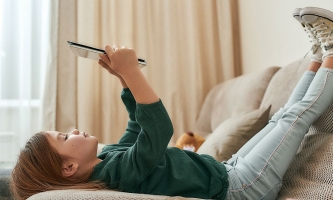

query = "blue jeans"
[223, 68, 333, 200]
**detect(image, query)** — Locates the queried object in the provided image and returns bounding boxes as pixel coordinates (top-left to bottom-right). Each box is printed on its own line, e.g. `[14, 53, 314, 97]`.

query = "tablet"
[67, 41, 147, 67]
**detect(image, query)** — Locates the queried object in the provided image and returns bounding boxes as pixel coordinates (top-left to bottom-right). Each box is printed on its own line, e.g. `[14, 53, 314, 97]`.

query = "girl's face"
[46, 129, 99, 164]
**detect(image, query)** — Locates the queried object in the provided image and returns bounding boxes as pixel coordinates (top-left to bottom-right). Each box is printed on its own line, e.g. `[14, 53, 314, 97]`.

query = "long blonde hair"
[11, 132, 105, 200]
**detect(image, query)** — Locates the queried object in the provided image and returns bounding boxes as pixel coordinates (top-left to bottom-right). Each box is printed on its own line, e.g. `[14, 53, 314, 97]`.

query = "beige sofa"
[28, 57, 333, 199]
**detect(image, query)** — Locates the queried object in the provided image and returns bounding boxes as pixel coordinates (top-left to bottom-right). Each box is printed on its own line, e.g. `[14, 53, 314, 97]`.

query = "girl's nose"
[71, 129, 80, 135]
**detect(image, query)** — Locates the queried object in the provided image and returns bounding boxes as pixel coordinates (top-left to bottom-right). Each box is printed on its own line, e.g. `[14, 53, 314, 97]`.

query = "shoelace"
[303, 23, 320, 53]
[311, 20, 333, 49]
[324, 31, 333, 51]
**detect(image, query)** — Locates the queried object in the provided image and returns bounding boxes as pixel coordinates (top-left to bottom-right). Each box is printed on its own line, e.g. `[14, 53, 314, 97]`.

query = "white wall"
[238, 0, 333, 74]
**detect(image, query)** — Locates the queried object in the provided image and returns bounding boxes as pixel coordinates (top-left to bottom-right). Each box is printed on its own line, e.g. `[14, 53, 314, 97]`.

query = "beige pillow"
[197, 106, 271, 162]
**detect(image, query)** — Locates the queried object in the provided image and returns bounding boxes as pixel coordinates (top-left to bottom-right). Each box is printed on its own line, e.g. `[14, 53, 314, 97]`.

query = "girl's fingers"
[105, 45, 114, 57]
[99, 59, 118, 75]
[105, 44, 126, 55]
[113, 44, 119, 51]
[98, 59, 110, 70]
[98, 59, 106, 68]
[99, 54, 111, 66]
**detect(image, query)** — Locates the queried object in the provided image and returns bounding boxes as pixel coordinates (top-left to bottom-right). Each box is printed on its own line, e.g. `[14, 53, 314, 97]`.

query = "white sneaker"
[301, 7, 333, 60]
[293, 8, 322, 63]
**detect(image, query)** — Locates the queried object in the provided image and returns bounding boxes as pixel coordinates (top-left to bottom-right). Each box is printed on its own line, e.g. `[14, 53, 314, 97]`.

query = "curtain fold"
[42, 0, 78, 132]
[41, 0, 59, 131]
[56, 0, 78, 131]
[48, 0, 241, 145]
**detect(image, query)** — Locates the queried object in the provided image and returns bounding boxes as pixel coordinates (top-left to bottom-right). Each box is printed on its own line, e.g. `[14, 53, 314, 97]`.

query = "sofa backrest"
[260, 57, 309, 118]
[195, 66, 280, 137]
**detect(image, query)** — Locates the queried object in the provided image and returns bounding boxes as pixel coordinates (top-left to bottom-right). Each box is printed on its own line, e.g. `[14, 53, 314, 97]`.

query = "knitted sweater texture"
[90, 89, 228, 199]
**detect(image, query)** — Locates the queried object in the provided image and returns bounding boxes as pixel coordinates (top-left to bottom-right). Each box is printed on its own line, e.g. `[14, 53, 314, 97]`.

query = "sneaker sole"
[293, 8, 303, 23]
[301, 7, 333, 24]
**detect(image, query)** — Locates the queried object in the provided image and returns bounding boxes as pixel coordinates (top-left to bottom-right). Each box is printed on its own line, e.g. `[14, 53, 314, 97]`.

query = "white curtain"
[0, 0, 54, 167]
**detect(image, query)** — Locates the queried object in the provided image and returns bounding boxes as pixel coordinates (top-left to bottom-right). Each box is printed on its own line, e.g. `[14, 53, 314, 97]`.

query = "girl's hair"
[11, 132, 106, 200]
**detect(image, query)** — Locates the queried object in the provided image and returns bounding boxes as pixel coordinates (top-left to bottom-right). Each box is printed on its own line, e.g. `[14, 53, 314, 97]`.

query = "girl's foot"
[293, 8, 322, 63]
[301, 7, 333, 60]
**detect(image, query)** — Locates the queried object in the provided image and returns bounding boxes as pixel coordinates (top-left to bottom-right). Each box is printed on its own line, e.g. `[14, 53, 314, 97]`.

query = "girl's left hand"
[99, 54, 128, 88]
[98, 54, 120, 78]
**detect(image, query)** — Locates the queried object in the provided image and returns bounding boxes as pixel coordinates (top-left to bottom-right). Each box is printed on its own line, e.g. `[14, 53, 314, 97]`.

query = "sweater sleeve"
[119, 100, 174, 191]
[117, 88, 141, 145]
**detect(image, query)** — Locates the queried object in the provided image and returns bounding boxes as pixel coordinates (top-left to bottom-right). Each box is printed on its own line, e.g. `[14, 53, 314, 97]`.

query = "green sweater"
[90, 89, 229, 199]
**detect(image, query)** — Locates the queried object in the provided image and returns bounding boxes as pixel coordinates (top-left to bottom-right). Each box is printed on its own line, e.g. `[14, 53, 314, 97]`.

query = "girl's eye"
[65, 134, 68, 140]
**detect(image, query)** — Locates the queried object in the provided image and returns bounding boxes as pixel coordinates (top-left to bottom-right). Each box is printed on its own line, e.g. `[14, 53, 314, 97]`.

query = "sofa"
[2, 57, 332, 199]
[0, 168, 12, 200]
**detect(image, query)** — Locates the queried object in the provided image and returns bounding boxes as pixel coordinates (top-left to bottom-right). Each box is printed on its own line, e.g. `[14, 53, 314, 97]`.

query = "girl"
[11, 7, 333, 200]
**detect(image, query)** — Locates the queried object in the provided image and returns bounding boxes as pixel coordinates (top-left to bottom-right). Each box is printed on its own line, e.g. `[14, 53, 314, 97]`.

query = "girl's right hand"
[104, 44, 140, 77]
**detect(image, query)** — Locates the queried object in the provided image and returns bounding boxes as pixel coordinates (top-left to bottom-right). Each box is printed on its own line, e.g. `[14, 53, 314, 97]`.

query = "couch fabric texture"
[28, 189, 199, 200]
[0, 169, 12, 200]
[25, 57, 333, 199]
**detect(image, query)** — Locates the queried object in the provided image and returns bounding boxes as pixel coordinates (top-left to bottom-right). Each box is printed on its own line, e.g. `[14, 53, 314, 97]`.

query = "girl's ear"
[61, 162, 78, 177]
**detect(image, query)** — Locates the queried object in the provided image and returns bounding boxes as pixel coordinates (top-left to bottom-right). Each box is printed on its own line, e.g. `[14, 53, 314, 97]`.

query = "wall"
[238, 0, 333, 74]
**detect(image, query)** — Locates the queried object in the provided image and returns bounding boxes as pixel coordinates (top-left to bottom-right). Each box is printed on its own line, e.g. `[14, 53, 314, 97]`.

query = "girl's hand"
[98, 54, 120, 77]
[102, 44, 158, 104]
[99, 54, 128, 88]
[104, 44, 140, 77]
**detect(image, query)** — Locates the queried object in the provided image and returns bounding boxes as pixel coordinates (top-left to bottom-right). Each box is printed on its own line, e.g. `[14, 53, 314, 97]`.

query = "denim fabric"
[224, 68, 333, 200]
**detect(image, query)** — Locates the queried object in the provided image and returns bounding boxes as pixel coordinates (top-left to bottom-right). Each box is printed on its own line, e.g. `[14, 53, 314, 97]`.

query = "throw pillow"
[197, 106, 271, 162]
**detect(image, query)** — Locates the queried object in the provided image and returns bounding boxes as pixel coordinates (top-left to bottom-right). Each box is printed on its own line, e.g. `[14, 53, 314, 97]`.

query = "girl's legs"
[230, 6, 323, 160]
[225, 58, 333, 200]
[225, 7, 333, 199]
[232, 62, 320, 159]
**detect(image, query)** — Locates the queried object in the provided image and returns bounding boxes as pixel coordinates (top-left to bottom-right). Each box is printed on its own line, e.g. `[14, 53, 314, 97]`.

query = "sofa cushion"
[195, 66, 279, 137]
[197, 106, 271, 162]
[260, 57, 309, 118]
[278, 100, 333, 199]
